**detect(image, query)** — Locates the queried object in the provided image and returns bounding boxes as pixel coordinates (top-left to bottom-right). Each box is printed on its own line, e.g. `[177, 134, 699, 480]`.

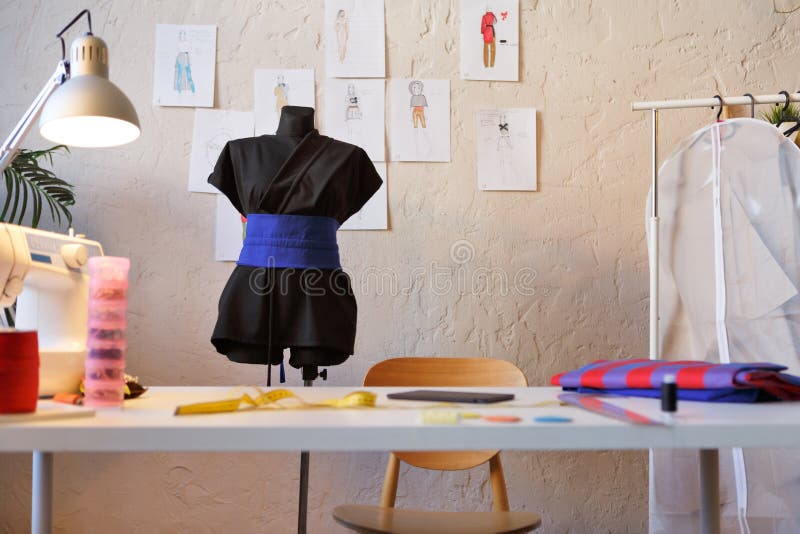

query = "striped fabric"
[551, 359, 800, 402]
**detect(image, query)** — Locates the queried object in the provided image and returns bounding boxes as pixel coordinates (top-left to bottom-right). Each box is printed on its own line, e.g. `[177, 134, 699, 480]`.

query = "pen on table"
[53, 393, 83, 406]
[660, 374, 677, 425]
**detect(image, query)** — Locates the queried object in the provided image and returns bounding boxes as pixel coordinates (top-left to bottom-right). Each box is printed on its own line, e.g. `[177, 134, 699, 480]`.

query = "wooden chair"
[333, 357, 542, 534]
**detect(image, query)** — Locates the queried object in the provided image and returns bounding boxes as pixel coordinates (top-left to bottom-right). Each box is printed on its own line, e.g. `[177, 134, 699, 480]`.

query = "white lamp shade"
[39, 34, 140, 148]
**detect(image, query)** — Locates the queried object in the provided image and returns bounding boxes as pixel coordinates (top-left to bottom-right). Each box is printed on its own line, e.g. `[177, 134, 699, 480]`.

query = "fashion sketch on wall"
[390, 78, 450, 162]
[254, 69, 315, 135]
[476, 108, 537, 190]
[188, 109, 254, 193]
[409, 80, 428, 128]
[174, 30, 195, 94]
[153, 24, 216, 107]
[325, 0, 385, 78]
[323, 79, 384, 161]
[460, 0, 519, 81]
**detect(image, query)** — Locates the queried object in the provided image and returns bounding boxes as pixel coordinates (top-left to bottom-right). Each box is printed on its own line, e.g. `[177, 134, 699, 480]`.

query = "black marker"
[661, 374, 677, 425]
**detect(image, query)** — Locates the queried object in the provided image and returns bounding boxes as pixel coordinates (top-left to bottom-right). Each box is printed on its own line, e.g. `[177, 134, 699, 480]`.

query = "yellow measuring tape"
[174, 388, 377, 416]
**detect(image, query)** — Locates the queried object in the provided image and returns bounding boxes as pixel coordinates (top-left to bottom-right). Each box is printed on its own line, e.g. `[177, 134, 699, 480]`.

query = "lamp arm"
[0, 60, 68, 175]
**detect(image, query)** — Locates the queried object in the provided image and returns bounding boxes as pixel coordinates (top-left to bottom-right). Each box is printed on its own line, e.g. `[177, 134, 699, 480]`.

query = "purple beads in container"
[84, 257, 130, 408]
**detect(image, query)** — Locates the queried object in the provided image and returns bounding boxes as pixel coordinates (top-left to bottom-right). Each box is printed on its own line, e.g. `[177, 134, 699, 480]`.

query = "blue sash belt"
[238, 214, 341, 269]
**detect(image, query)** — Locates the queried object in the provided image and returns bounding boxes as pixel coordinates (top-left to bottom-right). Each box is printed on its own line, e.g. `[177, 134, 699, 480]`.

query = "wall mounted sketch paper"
[340, 162, 387, 230]
[390, 79, 450, 162]
[254, 69, 316, 135]
[188, 109, 254, 193]
[153, 24, 217, 107]
[460, 0, 519, 81]
[323, 79, 385, 161]
[325, 0, 385, 78]
[215, 195, 246, 262]
[476, 108, 536, 191]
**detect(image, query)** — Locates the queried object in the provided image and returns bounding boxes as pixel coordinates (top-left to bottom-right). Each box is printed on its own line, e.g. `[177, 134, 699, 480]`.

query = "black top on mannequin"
[256, 106, 318, 185]
[209, 103, 383, 383]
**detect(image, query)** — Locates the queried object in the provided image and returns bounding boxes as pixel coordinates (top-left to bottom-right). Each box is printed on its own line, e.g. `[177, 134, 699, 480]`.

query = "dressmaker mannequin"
[208, 104, 383, 534]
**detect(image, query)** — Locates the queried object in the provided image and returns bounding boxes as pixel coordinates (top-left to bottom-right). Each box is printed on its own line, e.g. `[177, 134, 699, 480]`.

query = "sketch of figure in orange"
[408, 80, 428, 128]
[481, 7, 497, 68]
[274, 75, 289, 113]
[335, 9, 349, 63]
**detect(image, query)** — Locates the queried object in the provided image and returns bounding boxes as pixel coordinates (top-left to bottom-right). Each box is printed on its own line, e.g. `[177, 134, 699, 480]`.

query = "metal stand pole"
[699, 449, 721, 534]
[298, 377, 313, 534]
[297, 365, 325, 534]
[647, 108, 660, 534]
[649, 108, 660, 361]
[32, 451, 53, 534]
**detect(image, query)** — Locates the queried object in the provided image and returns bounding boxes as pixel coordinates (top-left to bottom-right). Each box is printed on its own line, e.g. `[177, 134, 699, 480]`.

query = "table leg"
[32, 451, 53, 534]
[298, 450, 309, 534]
[699, 448, 720, 534]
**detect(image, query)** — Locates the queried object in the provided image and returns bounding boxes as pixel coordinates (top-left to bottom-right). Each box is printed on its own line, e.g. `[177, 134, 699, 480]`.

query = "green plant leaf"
[1, 145, 74, 228]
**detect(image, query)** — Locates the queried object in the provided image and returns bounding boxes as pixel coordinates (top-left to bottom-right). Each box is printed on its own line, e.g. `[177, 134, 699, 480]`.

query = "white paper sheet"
[460, 0, 519, 81]
[153, 24, 217, 107]
[254, 69, 316, 136]
[389, 79, 450, 162]
[188, 109, 254, 193]
[325, 0, 385, 78]
[323, 79, 385, 161]
[476, 108, 537, 191]
[215, 195, 245, 262]
[340, 162, 387, 230]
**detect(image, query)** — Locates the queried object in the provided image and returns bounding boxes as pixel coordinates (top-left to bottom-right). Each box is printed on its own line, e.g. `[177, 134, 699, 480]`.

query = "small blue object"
[534, 415, 573, 423]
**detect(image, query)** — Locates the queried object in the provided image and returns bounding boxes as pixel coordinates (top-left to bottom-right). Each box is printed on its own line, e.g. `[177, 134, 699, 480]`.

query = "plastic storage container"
[84, 257, 129, 408]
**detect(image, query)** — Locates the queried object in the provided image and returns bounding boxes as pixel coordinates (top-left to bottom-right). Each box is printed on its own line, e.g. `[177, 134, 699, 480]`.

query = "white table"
[3, 386, 800, 534]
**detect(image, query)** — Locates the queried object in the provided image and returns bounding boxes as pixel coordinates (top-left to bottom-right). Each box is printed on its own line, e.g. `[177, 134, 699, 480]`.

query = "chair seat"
[333, 504, 541, 534]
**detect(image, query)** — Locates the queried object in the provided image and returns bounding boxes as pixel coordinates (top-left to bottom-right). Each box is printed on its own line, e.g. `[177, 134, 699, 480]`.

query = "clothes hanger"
[775, 90, 796, 128]
[713, 95, 724, 121]
[782, 91, 800, 137]
[704, 94, 737, 143]
[743, 93, 755, 118]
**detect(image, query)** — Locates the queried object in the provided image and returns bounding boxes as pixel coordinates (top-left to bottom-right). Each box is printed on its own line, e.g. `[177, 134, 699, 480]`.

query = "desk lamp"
[0, 9, 140, 173]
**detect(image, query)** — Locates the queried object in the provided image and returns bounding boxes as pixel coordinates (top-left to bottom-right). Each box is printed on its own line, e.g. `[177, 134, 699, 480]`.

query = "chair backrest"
[364, 357, 527, 470]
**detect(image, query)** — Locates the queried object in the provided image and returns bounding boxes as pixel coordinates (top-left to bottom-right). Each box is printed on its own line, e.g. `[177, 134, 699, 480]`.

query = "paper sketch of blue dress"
[174, 31, 196, 94]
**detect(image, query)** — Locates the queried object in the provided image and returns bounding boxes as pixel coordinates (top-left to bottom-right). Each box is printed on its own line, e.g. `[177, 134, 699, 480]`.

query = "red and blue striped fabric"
[551, 359, 800, 402]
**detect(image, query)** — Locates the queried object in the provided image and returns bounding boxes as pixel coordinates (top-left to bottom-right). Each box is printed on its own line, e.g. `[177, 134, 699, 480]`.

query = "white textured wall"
[1, 1, 798, 532]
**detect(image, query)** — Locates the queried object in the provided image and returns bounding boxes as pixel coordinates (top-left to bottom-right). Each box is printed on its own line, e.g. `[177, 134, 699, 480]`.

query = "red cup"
[0, 330, 39, 413]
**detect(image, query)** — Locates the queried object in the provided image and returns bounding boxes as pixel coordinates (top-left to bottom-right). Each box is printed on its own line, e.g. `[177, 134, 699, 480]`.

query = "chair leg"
[489, 454, 510, 512]
[380, 453, 400, 508]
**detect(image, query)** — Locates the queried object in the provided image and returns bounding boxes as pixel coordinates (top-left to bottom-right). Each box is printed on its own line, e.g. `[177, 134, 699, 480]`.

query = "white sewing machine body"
[0, 223, 103, 396]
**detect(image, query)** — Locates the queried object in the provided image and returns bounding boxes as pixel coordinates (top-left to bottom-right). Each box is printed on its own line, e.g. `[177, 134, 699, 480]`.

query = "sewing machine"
[0, 223, 103, 395]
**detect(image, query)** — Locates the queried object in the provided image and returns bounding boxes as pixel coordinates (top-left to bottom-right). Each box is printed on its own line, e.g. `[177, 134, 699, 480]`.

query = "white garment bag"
[647, 118, 800, 533]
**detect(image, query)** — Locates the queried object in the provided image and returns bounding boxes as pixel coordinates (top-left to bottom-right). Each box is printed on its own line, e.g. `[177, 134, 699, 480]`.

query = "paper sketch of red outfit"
[335, 9, 349, 63]
[481, 10, 497, 68]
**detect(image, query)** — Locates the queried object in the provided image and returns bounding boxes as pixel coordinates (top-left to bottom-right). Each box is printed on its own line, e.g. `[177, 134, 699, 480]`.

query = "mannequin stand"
[298, 365, 326, 534]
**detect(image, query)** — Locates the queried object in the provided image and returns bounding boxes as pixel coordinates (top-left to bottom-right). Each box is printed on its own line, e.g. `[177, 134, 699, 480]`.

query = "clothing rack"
[632, 91, 800, 361]
[630, 90, 800, 534]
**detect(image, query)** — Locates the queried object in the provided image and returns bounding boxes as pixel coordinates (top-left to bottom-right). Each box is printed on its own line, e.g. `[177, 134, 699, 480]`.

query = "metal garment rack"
[632, 90, 800, 534]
